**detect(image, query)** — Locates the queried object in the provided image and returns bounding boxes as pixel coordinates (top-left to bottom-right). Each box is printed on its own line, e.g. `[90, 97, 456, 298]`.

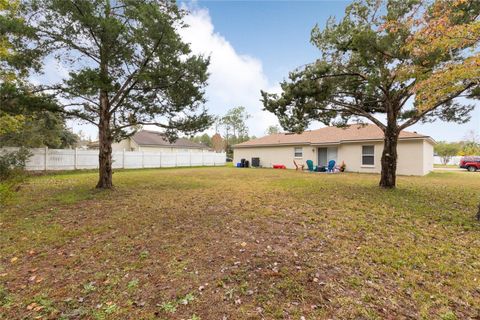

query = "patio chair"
[306, 160, 317, 172]
[293, 160, 305, 171]
[327, 160, 336, 172]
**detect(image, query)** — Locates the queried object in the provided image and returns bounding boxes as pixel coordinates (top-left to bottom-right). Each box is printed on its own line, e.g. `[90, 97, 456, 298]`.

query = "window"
[362, 145, 375, 166]
[294, 147, 303, 158]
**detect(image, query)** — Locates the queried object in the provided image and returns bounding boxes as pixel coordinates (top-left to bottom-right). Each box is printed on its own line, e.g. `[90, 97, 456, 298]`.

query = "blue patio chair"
[306, 160, 317, 172]
[327, 160, 336, 172]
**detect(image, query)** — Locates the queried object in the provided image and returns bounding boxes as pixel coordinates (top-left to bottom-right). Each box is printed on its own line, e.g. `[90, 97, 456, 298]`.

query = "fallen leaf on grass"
[27, 303, 38, 310]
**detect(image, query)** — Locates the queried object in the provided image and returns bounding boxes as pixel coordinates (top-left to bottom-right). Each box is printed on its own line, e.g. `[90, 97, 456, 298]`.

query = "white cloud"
[179, 7, 280, 137]
[35, 6, 281, 139]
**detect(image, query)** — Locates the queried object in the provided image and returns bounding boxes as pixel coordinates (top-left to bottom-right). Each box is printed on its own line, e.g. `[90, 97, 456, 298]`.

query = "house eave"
[233, 136, 434, 148]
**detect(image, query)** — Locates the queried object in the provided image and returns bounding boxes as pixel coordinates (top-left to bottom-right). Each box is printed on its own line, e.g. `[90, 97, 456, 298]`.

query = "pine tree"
[7, 0, 212, 188]
[262, 0, 476, 188]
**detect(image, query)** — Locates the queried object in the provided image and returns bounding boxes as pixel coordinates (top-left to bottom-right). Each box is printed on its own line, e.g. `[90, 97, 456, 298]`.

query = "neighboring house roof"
[234, 124, 433, 148]
[131, 130, 209, 149]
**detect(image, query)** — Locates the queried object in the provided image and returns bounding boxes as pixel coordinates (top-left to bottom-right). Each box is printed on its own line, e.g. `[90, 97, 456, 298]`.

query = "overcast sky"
[43, 0, 479, 142]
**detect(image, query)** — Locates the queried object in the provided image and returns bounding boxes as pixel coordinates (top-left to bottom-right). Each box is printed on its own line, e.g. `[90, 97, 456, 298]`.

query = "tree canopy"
[190, 133, 212, 148]
[6, 0, 213, 188]
[220, 106, 251, 140]
[401, 0, 480, 110]
[434, 141, 461, 165]
[0, 111, 78, 149]
[403, 0, 480, 220]
[262, 0, 477, 188]
[219, 106, 251, 156]
[265, 125, 281, 135]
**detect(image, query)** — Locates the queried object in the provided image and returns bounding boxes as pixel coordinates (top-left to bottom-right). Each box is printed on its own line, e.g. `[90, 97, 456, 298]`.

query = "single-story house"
[112, 130, 212, 153]
[233, 124, 435, 176]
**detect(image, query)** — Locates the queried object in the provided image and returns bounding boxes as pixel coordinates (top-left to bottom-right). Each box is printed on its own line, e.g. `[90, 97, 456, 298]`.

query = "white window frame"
[361, 145, 375, 167]
[294, 147, 303, 158]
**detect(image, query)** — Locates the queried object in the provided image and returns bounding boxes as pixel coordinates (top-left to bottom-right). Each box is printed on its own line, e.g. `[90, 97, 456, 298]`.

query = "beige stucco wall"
[422, 140, 434, 175]
[233, 145, 314, 169]
[233, 138, 433, 176]
[112, 139, 133, 151]
[337, 140, 427, 176]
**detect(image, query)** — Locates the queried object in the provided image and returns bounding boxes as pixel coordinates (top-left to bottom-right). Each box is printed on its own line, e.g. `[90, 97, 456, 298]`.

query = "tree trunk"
[96, 91, 113, 189]
[379, 127, 399, 189]
[96, 35, 113, 190]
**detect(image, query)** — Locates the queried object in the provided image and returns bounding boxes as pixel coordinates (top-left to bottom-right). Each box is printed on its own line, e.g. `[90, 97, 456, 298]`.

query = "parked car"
[459, 156, 480, 172]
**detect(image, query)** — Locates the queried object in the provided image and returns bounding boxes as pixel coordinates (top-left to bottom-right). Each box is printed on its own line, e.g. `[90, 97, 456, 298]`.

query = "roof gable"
[234, 124, 431, 148]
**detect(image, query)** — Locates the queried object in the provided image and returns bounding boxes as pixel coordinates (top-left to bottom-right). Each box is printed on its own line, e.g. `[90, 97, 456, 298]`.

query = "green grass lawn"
[1, 168, 479, 319]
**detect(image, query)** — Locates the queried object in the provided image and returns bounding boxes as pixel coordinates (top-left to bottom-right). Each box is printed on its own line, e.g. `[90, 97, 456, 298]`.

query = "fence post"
[159, 152, 162, 168]
[142, 151, 145, 168]
[44, 146, 48, 171]
[175, 153, 177, 167]
[122, 149, 126, 169]
[74, 148, 78, 170]
[189, 151, 192, 167]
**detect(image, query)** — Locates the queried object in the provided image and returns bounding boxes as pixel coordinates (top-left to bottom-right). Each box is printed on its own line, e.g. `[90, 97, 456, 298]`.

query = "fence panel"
[142, 152, 160, 168]
[124, 151, 143, 169]
[202, 153, 214, 166]
[434, 155, 462, 166]
[26, 148, 48, 171]
[11, 149, 473, 170]
[214, 153, 224, 165]
[176, 153, 190, 167]
[160, 153, 176, 167]
[1, 148, 225, 171]
[190, 153, 203, 166]
[46, 149, 75, 170]
[112, 152, 124, 169]
[76, 150, 98, 169]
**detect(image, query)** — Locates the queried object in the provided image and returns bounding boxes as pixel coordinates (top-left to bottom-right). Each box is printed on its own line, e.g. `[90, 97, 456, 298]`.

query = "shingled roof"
[131, 130, 209, 149]
[234, 124, 432, 148]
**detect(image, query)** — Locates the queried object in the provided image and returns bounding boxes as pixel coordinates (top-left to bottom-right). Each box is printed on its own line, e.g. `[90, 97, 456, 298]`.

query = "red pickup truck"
[459, 156, 480, 172]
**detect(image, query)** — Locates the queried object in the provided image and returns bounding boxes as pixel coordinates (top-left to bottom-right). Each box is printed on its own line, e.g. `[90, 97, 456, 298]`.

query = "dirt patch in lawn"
[1, 168, 480, 319]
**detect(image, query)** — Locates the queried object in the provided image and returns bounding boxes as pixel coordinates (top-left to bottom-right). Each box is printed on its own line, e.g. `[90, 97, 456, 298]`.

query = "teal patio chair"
[327, 160, 336, 172]
[306, 160, 317, 172]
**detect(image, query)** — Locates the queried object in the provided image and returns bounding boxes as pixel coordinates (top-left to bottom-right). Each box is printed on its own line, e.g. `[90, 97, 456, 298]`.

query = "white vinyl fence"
[434, 155, 462, 166]
[2, 147, 226, 171]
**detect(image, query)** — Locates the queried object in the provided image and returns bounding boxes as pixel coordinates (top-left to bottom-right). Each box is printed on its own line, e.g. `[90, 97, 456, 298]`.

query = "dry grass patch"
[0, 168, 479, 319]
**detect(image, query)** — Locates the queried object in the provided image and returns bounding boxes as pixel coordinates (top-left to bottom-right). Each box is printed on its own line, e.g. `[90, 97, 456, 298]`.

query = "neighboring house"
[112, 130, 212, 153]
[233, 124, 435, 176]
[75, 139, 99, 150]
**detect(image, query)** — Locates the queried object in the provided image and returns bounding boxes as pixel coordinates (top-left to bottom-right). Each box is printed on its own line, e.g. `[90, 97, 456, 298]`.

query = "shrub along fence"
[1, 147, 226, 171]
